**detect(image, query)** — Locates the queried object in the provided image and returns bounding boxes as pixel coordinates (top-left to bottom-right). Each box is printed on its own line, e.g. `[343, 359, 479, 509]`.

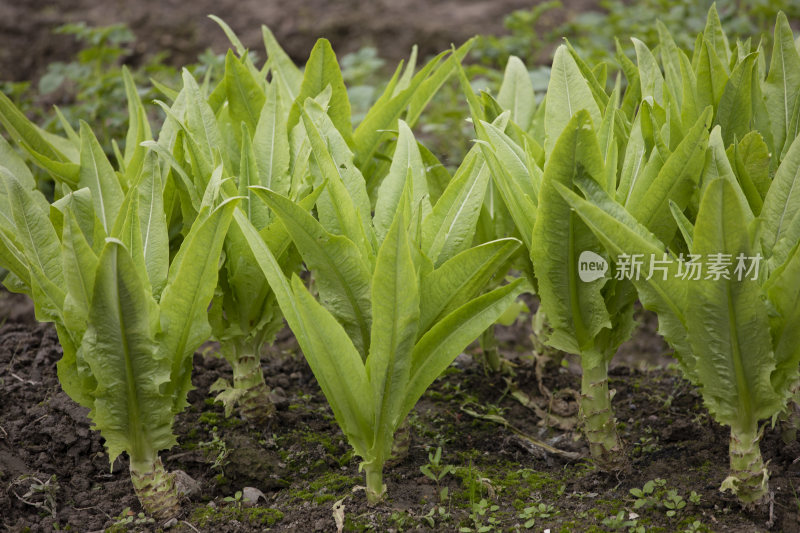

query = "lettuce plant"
[147, 19, 472, 421]
[465, 47, 641, 467]
[0, 103, 235, 518]
[236, 93, 524, 501]
[557, 129, 800, 504]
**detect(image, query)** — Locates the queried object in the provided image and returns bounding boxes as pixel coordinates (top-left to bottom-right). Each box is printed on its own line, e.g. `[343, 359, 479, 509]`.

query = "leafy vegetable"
[237, 111, 524, 502]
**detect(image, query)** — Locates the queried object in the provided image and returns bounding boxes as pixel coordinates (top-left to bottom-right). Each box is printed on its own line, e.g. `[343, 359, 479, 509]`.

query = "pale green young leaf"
[288, 39, 352, 144]
[764, 242, 800, 394]
[122, 66, 152, 167]
[695, 39, 729, 112]
[702, 3, 731, 69]
[253, 81, 291, 198]
[727, 131, 770, 215]
[657, 20, 683, 109]
[61, 209, 98, 335]
[420, 238, 521, 333]
[632, 38, 664, 104]
[554, 179, 693, 371]
[301, 99, 373, 255]
[238, 124, 271, 230]
[181, 69, 225, 173]
[764, 12, 800, 159]
[421, 147, 490, 265]
[544, 45, 602, 154]
[353, 48, 451, 172]
[0, 133, 35, 189]
[5, 176, 66, 319]
[0, 91, 70, 164]
[225, 50, 266, 133]
[497, 56, 535, 131]
[82, 239, 174, 466]
[262, 25, 303, 101]
[701, 127, 753, 223]
[209, 15, 246, 56]
[136, 152, 169, 298]
[374, 120, 430, 241]
[405, 40, 472, 128]
[715, 53, 758, 146]
[626, 108, 712, 243]
[563, 39, 610, 111]
[760, 135, 800, 265]
[78, 122, 123, 234]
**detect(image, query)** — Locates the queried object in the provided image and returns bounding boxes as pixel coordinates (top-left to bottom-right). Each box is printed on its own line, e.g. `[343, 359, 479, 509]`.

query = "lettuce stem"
[229, 341, 274, 422]
[364, 461, 386, 504]
[580, 349, 624, 468]
[723, 425, 768, 505]
[129, 455, 180, 521]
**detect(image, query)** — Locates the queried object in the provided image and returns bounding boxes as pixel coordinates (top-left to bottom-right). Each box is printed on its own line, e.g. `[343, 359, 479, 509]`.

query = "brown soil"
[1, 293, 798, 532]
[0, 0, 596, 83]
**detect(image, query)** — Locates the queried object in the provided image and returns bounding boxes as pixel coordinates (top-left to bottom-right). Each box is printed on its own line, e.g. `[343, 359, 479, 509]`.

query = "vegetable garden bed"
[1, 301, 797, 532]
[2, 3, 800, 532]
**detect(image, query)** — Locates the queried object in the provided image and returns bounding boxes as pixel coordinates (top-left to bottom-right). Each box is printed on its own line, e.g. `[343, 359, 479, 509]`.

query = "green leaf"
[225, 50, 266, 133]
[289, 39, 352, 144]
[400, 279, 524, 421]
[5, 176, 66, 320]
[253, 82, 291, 198]
[420, 238, 521, 333]
[688, 178, 780, 428]
[136, 152, 169, 298]
[158, 198, 237, 412]
[366, 200, 419, 458]
[421, 147, 490, 265]
[715, 53, 758, 146]
[374, 120, 430, 242]
[633, 38, 664, 104]
[262, 25, 303, 102]
[251, 187, 373, 358]
[61, 209, 98, 335]
[764, 242, 800, 394]
[0, 91, 69, 164]
[79, 122, 123, 234]
[301, 99, 373, 256]
[81, 239, 175, 466]
[532, 110, 609, 353]
[497, 56, 535, 131]
[544, 45, 602, 154]
[702, 3, 731, 68]
[233, 209, 373, 454]
[764, 12, 800, 159]
[626, 108, 712, 243]
[554, 178, 692, 371]
[695, 39, 729, 112]
[760, 135, 800, 264]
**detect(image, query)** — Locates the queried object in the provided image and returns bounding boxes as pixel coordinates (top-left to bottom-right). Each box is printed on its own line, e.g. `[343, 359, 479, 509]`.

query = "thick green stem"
[721, 426, 769, 506]
[231, 344, 274, 423]
[129, 456, 181, 521]
[481, 328, 502, 373]
[580, 351, 624, 469]
[364, 462, 386, 504]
